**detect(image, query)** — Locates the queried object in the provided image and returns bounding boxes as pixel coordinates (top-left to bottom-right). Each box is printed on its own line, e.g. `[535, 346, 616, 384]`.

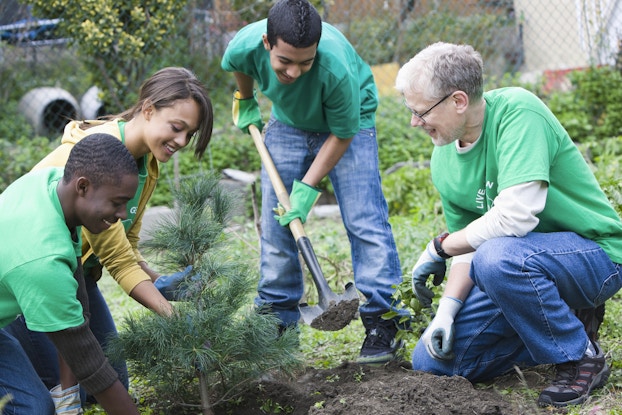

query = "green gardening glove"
[273, 179, 321, 226]
[232, 90, 264, 134]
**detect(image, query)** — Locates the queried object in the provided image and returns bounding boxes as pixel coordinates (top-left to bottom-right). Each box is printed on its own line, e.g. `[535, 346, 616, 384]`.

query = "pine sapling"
[107, 173, 303, 413]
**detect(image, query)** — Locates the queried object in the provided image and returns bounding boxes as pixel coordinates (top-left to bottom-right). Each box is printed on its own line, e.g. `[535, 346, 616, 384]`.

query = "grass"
[91, 207, 622, 414]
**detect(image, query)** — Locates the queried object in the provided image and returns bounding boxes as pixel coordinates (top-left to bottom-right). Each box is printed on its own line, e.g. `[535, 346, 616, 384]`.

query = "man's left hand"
[273, 179, 321, 226]
[420, 296, 463, 360]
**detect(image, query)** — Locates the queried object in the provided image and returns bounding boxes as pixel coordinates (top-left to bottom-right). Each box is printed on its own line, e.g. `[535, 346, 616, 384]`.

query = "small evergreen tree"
[107, 173, 302, 414]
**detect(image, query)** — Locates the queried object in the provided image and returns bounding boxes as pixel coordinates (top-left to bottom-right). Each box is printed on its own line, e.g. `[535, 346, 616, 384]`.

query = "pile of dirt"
[216, 361, 518, 415]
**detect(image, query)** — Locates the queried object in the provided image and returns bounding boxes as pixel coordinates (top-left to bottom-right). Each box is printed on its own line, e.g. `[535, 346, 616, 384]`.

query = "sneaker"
[538, 342, 610, 407]
[356, 315, 404, 365]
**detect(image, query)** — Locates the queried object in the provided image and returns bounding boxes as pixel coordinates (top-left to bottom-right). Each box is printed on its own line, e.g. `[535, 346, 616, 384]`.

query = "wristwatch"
[433, 232, 451, 259]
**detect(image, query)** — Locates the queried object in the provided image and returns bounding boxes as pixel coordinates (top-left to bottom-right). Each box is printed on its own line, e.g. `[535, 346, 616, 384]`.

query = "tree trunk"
[198, 370, 215, 415]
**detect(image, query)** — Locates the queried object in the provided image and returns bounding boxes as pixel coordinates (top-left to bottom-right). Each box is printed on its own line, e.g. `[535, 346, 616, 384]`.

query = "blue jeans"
[3, 273, 129, 400]
[412, 232, 622, 382]
[256, 118, 403, 325]
[0, 329, 55, 414]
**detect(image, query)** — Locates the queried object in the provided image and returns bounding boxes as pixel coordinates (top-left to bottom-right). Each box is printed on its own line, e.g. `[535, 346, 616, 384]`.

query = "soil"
[303, 296, 360, 331]
[212, 360, 550, 415]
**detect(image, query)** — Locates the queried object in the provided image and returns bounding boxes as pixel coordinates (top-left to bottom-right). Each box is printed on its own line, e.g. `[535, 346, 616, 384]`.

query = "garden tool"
[249, 124, 359, 331]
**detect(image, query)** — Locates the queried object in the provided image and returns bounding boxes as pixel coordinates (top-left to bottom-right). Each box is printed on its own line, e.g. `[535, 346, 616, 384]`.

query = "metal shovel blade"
[299, 282, 360, 331]
[296, 235, 359, 331]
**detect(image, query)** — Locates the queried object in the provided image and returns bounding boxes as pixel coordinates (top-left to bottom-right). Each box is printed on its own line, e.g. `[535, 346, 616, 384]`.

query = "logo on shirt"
[476, 181, 495, 211]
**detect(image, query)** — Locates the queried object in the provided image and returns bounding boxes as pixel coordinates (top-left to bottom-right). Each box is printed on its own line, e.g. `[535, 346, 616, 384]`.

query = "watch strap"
[433, 232, 451, 259]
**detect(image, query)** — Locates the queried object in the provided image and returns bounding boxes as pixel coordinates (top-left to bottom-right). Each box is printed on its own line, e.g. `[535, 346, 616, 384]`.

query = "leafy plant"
[258, 398, 294, 414]
[0, 106, 58, 191]
[26, 0, 190, 113]
[376, 96, 435, 173]
[546, 66, 622, 143]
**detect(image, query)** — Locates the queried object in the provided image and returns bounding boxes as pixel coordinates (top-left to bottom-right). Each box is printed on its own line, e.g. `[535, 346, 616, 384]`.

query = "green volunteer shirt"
[221, 19, 378, 138]
[0, 167, 84, 331]
[431, 87, 622, 263]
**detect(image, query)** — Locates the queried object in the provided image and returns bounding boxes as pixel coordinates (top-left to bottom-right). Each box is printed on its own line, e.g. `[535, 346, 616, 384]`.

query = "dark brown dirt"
[214, 361, 522, 415]
[304, 297, 360, 331]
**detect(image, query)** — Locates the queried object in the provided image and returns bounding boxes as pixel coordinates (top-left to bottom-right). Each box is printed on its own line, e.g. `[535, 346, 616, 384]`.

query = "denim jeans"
[412, 232, 622, 382]
[256, 118, 403, 326]
[3, 273, 129, 401]
[0, 329, 55, 414]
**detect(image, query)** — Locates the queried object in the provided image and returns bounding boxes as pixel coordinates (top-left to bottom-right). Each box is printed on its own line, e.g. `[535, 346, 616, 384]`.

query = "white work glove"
[420, 296, 463, 360]
[50, 384, 83, 414]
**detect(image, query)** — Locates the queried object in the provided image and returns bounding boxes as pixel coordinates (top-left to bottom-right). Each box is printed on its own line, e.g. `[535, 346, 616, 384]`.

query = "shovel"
[249, 124, 359, 331]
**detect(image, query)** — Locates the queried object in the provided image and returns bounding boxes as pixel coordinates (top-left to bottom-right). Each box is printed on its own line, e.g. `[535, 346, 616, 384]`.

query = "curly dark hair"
[63, 133, 138, 187]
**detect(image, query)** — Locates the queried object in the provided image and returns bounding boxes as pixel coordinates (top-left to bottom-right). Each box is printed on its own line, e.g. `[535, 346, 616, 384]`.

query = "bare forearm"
[443, 262, 474, 301]
[94, 380, 140, 415]
[138, 261, 159, 282]
[58, 352, 77, 389]
[129, 280, 173, 316]
[234, 72, 255, 98]
[438, 230, 474, 258]
[302, 134, 352, 187]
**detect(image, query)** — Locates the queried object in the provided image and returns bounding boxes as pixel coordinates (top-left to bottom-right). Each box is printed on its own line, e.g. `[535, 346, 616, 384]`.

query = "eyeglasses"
[403, 93, 452, 124]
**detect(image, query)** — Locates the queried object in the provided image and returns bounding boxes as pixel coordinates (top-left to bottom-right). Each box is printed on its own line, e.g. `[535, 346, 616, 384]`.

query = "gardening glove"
[232, 90, 264, 134]
[50, 384, 83, 415]
[273, 179, 321, 226]
[154, 265, 193, 301]
[420, 296, 463, 360]
[411, 239, 447, 308]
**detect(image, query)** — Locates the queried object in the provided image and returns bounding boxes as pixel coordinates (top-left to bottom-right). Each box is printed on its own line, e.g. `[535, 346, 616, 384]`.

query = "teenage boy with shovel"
[221, 0, 407, 365]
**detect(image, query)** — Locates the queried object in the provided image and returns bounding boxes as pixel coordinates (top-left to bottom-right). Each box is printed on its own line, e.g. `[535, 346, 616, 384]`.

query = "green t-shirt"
[221, 19, 378, 138]
[431, 87, 622, 263]
[0, 167, 84, 331]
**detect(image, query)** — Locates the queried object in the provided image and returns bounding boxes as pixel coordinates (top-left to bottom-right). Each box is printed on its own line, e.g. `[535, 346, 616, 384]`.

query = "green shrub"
[0, 102, 58, 192]
[376, 96, 434, 173]
[579, 137, 622, 217]
[546, 66, 622, 143]
[345, 9, 517, 76]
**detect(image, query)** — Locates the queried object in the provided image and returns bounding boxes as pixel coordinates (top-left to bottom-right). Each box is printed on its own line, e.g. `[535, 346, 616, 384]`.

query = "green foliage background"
[28, 0, 188, 112]
[2, 1, 620, 215]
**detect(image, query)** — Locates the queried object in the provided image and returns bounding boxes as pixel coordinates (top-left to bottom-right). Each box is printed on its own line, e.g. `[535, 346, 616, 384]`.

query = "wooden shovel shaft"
[248, 124, 305, 241]
[248, 124, 334, 301]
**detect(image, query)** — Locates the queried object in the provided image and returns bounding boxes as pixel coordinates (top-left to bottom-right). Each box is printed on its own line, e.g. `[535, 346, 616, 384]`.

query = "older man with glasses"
[395, 41, 622, 408]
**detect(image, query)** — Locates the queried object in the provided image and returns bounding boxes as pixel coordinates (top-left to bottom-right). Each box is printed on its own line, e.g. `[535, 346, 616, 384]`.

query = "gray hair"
[395, 42, 484, 101]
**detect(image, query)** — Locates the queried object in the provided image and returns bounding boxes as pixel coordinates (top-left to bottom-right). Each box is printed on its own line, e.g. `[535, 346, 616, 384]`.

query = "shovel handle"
[248, 124, 305, 240]
[249, 124, 335, 302]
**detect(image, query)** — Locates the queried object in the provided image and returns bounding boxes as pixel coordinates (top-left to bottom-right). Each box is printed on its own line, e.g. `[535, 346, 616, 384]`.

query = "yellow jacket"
[33, 120, 159, 294]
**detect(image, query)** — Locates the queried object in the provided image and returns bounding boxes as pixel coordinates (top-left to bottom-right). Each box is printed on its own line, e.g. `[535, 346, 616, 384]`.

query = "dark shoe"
[356, 314, 404, 365]
[538, 342, 610, 407]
